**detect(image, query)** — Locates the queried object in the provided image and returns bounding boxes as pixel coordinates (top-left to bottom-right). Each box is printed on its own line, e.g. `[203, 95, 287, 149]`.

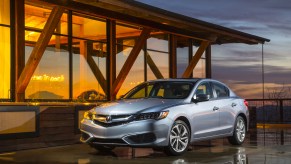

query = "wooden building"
[0, 0, 269, 152]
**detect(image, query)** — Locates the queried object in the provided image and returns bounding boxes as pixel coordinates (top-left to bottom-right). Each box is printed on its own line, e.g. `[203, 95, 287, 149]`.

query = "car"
[80, 78, 249, 156]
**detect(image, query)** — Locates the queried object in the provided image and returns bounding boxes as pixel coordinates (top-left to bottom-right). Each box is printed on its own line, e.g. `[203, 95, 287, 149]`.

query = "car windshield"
[124, 81, 194, 99]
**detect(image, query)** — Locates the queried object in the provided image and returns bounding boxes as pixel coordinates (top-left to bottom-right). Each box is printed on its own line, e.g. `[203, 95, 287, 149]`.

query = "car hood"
[92, 98, 183, 115]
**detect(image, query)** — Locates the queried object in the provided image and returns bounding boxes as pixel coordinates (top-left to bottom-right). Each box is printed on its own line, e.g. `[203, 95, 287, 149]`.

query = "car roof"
[147, 78, 202, 83]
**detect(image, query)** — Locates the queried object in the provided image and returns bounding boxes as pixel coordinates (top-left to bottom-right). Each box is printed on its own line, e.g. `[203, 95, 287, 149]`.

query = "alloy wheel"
[236, 118, 246, 142]
[170, 123, 189, 153]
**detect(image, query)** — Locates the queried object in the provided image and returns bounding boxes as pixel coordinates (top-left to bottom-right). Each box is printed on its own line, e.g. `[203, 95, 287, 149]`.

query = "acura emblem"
[105, 116, 112, 123]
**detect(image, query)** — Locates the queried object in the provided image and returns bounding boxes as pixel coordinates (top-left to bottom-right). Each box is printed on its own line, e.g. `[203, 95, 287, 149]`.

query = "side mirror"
[192, 94, 210, 103]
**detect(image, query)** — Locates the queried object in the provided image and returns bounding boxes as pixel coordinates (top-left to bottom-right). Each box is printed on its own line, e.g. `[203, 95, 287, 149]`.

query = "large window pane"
[72, 14, 107, 101]
[193, 59, 206, 78]
[116, 22, 141, 76]
[192, 44, 206, 78]
[73, 14, 106, 39]
[115, 22, 143, 98]
[0, 0, 10, 25]
[117, 51, 144, 98]
[147, 50, 169, 80]
[25, 33, 69, 99]
[147, 34, 168, 52]
[177, 36, 189, 78]
[147, 33, 169, 80]
[0, 26, 10, 99]
[72, 39, 107, 101]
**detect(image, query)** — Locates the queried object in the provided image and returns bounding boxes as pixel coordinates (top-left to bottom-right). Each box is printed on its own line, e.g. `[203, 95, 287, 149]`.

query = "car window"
[125, 82, 194, 99]
[194, 82, 213, 98]
[213, 82, 229, 98]
[128, 84, 154, 99]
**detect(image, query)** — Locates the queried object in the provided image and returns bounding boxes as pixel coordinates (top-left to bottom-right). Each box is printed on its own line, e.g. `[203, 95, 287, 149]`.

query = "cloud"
[212, 63, 291, 85]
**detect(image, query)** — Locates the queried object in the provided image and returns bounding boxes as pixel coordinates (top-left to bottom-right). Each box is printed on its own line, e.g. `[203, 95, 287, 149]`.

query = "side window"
[213, 83, 229, 98]
[194, 82, 213, 98]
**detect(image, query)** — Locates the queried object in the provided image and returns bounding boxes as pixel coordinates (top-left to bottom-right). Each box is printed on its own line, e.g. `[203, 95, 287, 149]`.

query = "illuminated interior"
[0, 0, 206, 101]
[0, 0, 10, 99]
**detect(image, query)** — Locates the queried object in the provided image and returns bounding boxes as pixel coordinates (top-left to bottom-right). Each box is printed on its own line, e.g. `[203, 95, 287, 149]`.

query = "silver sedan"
[80, 78, 249, 156]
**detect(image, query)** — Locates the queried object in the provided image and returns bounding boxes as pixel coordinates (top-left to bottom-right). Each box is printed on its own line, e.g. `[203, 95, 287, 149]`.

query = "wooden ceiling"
[36, 0, 269, 45]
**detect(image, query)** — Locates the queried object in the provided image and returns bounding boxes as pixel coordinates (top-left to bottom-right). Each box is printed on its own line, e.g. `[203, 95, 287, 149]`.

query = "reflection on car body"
[80, 78, 249, 156]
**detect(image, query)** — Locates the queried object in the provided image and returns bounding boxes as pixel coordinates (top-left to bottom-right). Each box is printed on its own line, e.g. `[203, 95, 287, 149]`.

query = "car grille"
[90, 138, 127, 145]
[93, 114, 133, 127]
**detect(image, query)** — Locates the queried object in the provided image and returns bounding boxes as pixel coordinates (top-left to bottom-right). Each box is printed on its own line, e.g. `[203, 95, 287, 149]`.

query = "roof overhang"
[37, 0, 270, 45]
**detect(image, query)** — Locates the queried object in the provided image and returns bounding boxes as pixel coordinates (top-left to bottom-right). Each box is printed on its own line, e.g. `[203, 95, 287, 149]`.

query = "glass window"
[147, 50, 169, 80]
[25, 34, 69, 99]
[192, 44, 206, 78]
[213, 82, 229, 98]
[177, 36, 189, 78]
[72, 39, 107, 101]
[116, 22, 144, 98]
[0, 0, 10, 25]
[195, 82, 213, 98]
[73, 14, 106, 39]
[147, 33, 169, 80]
[0, 26, 10, 99]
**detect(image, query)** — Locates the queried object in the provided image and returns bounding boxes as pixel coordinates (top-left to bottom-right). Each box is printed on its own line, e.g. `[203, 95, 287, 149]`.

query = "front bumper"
[80, 118, 172, 147]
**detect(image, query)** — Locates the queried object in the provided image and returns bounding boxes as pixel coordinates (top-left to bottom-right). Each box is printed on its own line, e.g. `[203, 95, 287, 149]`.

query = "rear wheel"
[164, 120, 190, 156]
[228, 116, 246, 145]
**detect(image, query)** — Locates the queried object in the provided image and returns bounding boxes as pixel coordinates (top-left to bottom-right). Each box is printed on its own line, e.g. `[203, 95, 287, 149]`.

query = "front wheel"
[164, 120, 190, 156]
[228, 116, 246, 145]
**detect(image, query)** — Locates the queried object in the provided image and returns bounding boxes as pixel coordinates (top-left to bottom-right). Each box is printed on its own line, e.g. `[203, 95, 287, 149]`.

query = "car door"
[190, 82, 220, 140]
[211, 82, 236, 135]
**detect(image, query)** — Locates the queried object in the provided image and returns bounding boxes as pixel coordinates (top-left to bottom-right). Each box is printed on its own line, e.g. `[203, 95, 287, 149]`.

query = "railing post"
[280, 100, 283, 123]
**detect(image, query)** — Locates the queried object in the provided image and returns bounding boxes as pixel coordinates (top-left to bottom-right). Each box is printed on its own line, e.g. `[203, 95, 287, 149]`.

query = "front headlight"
[84, 111, 93, 120]
[135, 111, 169, 121]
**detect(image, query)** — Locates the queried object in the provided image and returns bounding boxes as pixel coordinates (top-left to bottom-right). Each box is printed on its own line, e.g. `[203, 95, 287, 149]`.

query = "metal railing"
[246, 99, 291, 145]
[247, 99, 291, 124]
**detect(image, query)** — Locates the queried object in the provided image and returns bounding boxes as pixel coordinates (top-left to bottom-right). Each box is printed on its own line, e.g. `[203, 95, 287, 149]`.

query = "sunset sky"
[138, 0, 291, 99]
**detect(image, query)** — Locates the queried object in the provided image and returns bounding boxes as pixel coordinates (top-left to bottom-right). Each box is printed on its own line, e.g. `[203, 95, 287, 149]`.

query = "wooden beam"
[112, 28, 151, 96]
[169, 34, 177, 78]
[15, 0, 25, 101]
[205, 45, 212, 78]
[146, 52, 164, 79]
[80, 41, 107, 94]
[106, 19, 116, 100]
[182, 40, 209, 78]
[16, 6, 64, 99]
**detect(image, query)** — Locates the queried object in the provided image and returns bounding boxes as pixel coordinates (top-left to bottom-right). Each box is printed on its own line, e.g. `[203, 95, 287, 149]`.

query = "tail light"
[244, 100, 249, 109]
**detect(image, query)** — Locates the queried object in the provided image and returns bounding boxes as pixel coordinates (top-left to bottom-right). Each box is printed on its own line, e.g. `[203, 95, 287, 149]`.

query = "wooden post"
[112, 28, 151, 97]
[106, 20, 116, 101]
[182, 41, 209, 78]
[16, 6, 64, 101]
[14, 0, 25, 101]
[205, 45, 212, 78]
[169, 34, 177, 78]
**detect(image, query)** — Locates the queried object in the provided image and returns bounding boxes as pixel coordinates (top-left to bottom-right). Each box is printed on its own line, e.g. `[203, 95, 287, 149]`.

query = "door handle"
[231, 103, 237, 107]
[213, 106, 219, 111]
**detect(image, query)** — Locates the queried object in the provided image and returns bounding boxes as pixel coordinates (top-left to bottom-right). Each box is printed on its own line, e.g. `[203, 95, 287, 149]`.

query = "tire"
[164, 120, 190, 156]
[92, 145, 115, 152]
[228, 116, 246, 145]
